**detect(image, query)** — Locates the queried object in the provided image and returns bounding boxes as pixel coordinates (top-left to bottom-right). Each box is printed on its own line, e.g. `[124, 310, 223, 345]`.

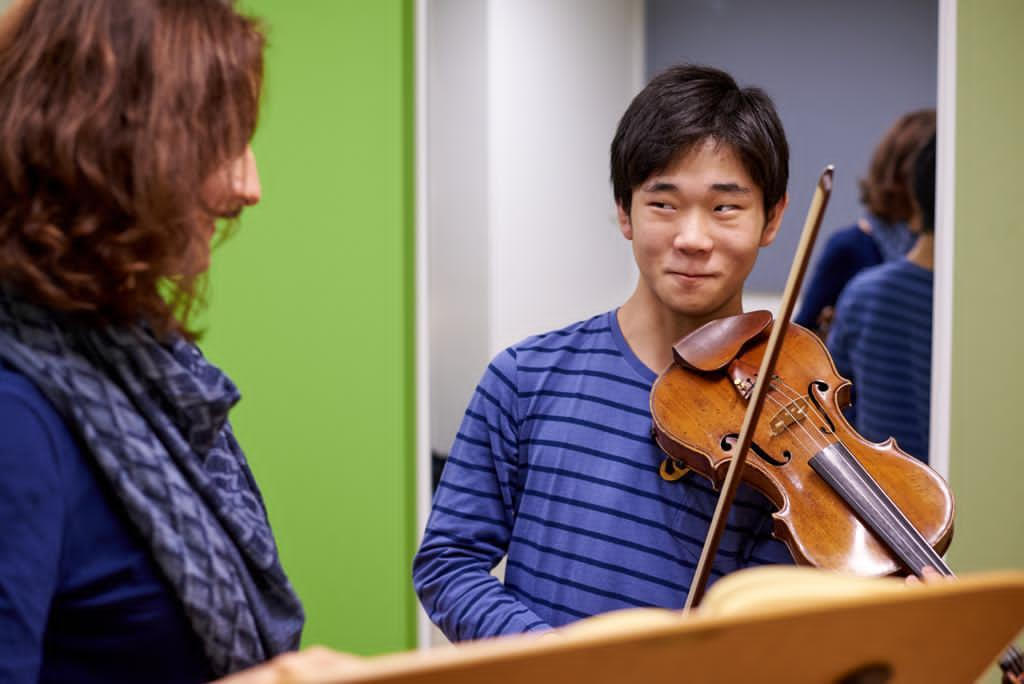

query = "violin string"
[757, 379, 831, 454]
[757, 386, 942, 575]
[733, 366, 838, 463]
[762, 376, 950, 578]
[765, 376, 836, 448]
[764, 375, 868, 459]
[726, 359, 828, 451]
[1011, 646, 1024, 675]
[999, 643, 1023, 676]
[760, 391, 823, 452]
[755, 386, 830, 460]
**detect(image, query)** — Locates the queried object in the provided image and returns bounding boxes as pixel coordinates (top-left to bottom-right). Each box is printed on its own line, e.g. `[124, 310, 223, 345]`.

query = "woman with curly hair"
[0, 1, 304, 681]
[794, 109, 936, 339]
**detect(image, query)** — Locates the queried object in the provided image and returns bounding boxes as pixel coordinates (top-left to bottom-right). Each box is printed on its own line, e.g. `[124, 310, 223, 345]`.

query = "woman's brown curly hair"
[0, 0, 265, 339]
[858, 109, 936, 224]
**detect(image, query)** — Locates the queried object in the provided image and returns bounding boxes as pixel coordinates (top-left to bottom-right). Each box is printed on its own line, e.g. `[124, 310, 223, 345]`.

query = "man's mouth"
[668, 270, 715, 279]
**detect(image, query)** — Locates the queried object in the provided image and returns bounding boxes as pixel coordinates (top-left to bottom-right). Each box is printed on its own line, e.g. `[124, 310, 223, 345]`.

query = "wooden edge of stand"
[229, 569, 1024, 684]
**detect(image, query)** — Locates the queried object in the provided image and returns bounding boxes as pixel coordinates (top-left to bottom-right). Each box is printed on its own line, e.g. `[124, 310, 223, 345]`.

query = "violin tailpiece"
[727, 358, 758, 399]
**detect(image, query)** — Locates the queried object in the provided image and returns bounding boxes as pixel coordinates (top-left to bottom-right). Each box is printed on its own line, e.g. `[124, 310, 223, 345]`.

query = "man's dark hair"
[912, 134, 936, 235]
[610, 64, 789, 218]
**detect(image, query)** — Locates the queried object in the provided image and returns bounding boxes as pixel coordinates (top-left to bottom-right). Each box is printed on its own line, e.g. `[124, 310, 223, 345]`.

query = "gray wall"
[646, 0, 937, 291]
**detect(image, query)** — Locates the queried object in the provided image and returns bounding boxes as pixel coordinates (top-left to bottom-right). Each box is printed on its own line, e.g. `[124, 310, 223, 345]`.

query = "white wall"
[486, 0, 642, 354]
[427, 0, 644, 455]
[422, 0, 643, 648]
[427, 0, 491, 456]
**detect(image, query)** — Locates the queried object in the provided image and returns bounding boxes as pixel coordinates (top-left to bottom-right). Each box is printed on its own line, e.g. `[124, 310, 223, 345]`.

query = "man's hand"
[905, 566, 950, 585]
[815, 305, 835, 340]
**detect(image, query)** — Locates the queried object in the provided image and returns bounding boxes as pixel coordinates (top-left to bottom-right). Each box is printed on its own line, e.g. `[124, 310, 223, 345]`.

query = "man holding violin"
[414, 64, 794, 641]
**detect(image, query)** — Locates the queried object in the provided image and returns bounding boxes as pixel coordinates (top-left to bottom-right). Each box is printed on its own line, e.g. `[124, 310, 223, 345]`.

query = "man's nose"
[672, 213, 713, 253]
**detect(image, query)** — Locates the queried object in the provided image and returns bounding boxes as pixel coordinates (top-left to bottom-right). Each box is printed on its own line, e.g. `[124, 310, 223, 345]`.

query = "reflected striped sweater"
[413, 310, 792, 642]
[827, 259, 933, 463]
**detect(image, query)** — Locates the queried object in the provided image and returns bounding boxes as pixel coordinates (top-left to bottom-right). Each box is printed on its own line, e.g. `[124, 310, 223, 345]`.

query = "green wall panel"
[200, 1, 415, 655]
[947, 0, 1024, 574]
[948, 1, 1023, 679]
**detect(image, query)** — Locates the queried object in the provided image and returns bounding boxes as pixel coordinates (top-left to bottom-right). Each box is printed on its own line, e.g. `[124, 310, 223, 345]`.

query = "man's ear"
[616, 202, 633, 240]
[760, 192, 789, 247]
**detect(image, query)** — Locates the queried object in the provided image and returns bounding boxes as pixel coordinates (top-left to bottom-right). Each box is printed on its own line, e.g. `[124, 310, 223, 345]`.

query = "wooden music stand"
[222, 568, 1024, 684]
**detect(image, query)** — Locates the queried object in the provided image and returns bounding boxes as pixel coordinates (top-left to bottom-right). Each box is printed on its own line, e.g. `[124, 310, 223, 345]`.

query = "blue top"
[827, 260, 933, 463]
[414, 310, 792, 642]
[795, 224, 883, 330]
[0, 361, 212, 683]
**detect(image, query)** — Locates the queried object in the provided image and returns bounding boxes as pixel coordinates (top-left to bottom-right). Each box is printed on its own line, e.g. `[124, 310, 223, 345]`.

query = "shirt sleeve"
[0, 390, 65, 683]
[795, 231, 870, 331]
[827, 278, 860, 382]
[413, 349, 552, 641]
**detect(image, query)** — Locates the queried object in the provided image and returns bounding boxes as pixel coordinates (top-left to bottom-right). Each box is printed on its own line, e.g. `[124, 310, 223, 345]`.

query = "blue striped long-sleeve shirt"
[827, 259, 933, 464]
[413, 310, 793, 642]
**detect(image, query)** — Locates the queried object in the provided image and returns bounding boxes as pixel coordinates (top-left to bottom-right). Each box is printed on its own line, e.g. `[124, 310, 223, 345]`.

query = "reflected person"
[827, 134, 937, 464]
[795, 110, 935, 339]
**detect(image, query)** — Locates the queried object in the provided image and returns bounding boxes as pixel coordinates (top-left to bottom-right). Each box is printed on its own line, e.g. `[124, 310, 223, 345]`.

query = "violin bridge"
[768, 396, 811, 436]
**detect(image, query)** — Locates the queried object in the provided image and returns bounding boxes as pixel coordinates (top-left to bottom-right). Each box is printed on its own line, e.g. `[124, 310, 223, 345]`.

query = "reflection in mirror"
[803, 113, 936, 466]
[420, 0, 939, 648]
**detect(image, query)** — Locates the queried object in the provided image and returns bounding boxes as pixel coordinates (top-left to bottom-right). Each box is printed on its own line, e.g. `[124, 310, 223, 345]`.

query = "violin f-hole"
[808, 380, 837, 434]
[720, 433, 791, 466]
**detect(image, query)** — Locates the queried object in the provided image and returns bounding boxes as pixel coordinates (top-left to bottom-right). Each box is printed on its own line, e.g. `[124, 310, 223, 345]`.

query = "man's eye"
[649, 202, 674, 210]
[714, 204, 739, 213]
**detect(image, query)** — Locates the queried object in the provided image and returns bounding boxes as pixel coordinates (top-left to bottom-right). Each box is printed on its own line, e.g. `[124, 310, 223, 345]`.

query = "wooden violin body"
[651, 311, 955, 577]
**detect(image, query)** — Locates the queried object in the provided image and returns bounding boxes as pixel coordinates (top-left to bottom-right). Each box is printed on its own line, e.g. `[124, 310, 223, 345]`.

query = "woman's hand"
[215, 647, 368, 684]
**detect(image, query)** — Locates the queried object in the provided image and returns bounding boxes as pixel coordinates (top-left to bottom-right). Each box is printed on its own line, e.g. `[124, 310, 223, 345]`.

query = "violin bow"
[683, 166, 834, 610]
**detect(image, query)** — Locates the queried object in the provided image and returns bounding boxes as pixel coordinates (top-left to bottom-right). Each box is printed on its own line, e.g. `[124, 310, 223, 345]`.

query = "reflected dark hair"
[912, 135, 936, 235]
[610, 64, 789, 218]
[858, 109, 935, 223]
[0, 0, 265, 339]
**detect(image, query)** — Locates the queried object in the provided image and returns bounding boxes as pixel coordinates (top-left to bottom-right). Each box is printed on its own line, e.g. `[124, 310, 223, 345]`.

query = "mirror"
[419, 0, 940, 647]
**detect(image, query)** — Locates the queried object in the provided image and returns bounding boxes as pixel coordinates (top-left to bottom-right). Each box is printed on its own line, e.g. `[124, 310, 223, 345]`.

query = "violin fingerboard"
[808, 443, 952, 578]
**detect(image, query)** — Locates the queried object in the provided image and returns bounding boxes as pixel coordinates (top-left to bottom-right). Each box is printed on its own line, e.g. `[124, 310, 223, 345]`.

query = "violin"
[650, 168, 1023, 682]
[651, 310, 954, 577]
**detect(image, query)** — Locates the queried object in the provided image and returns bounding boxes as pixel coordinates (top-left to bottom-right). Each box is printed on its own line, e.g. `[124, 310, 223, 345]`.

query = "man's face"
[617, 138, 787, 323]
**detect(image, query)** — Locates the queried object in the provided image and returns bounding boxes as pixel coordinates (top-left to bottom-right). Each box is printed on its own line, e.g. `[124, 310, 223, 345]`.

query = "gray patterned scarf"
[864, 213, 914, 263]
[0, 290, 304, 677]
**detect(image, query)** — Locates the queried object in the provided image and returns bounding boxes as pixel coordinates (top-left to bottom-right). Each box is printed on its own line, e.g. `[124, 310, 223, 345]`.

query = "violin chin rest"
[673, 310, 773, 371]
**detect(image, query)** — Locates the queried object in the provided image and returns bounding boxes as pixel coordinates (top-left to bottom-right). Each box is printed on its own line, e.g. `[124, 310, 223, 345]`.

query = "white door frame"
[931, 0, 956, 481]
[413, 0, 958, 649]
